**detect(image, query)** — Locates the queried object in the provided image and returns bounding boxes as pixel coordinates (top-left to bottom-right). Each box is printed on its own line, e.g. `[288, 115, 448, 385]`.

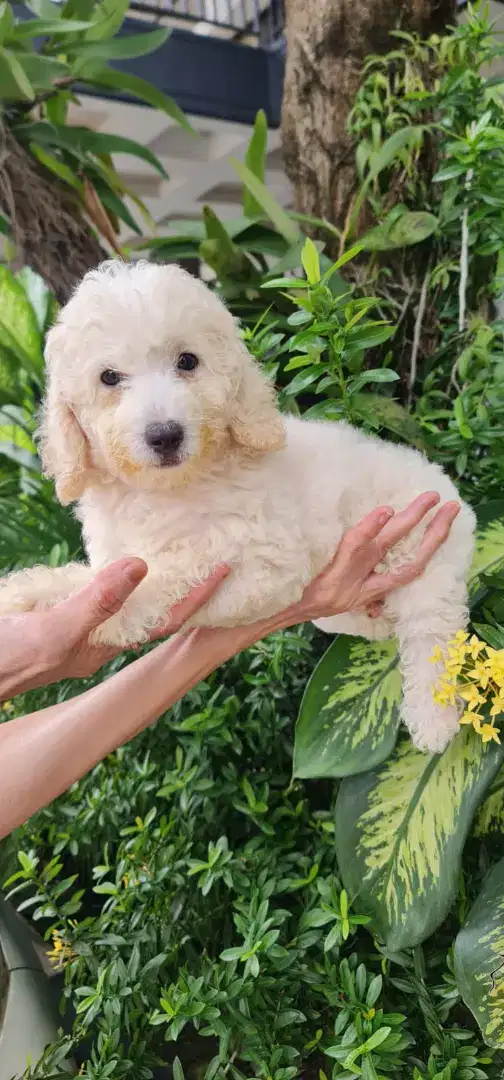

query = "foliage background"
[2, 6, 504, 1080]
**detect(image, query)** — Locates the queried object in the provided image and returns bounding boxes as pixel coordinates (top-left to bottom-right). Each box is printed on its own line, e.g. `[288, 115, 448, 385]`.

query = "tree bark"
[281, 0, 456, 235]
[0, 126, 107, 305]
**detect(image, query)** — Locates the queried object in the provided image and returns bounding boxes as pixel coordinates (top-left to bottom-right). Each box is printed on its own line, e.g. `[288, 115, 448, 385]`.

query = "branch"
[458, 168, 473, 334]
[408, 263, 430, 405]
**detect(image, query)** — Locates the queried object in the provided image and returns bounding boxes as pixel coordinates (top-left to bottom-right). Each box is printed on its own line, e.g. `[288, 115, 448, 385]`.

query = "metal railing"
[128, 0, 285, 45]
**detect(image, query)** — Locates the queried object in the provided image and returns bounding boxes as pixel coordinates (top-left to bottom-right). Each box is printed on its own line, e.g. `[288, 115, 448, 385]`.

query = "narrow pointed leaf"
[243, 109, 267, 218]
[230, 158, 300, 245]
[87, 67, 192, 132]
[294, 637, 401, 779]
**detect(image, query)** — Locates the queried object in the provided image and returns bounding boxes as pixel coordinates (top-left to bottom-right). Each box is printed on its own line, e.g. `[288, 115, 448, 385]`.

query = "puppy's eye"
[100, 369, 123, 387]
[177, 352, 199, 373]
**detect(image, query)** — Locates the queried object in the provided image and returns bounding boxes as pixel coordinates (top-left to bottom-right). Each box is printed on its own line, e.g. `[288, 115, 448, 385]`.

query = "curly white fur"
[0, 261, 476, 753]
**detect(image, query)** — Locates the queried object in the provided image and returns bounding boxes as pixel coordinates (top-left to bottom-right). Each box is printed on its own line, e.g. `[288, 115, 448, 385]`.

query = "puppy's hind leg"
[0, 563, 94, 616]
[387, 572, 468, 754]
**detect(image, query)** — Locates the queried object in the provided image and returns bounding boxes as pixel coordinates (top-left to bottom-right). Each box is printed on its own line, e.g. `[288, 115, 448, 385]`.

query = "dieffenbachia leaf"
[469, 500, 504, 600]
[335, 729, 503, 949]
[454, 857, 504, 1048]
[293, 637, 401, 779]
[474, 765, 504, 836]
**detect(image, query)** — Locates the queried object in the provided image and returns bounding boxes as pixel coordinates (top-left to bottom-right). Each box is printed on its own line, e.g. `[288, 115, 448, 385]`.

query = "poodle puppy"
[0, 261, 475, 752]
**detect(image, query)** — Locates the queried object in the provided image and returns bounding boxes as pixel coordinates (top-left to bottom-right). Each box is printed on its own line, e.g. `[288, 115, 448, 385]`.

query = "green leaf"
[336, 730, 503, 949]
[0, 2, 14, 45]
[15, 17, 93, 37]
[301, 237, 321, 285]
[454, 857, 504, 1047]
[69, 27, 169, 75]
[0, 266, 42, 372]
[475, 766, 504, 837]
[29, 143, 83, 191]
[387, 212, 438, 247]
[0, 47, 34, 100]
[86, 67, 192, 133]
[243, 109, 267, 218]
[468, 501, 504, 598]
[83, 0, 129, 41]
[14, 53, 69, 90]
[294, 638, 401, 779]
[353, 393, 426, 450]
[17, 122, 168, 179]
[230, 158, 300, 245]
[368, 126, 424, 181]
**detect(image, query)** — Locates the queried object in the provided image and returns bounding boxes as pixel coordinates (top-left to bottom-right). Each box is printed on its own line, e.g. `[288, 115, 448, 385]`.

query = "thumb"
[54, 558, 148, 635]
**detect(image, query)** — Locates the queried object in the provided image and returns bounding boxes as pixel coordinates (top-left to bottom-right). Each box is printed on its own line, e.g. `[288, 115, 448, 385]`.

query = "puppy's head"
[40, 260, 285, 504]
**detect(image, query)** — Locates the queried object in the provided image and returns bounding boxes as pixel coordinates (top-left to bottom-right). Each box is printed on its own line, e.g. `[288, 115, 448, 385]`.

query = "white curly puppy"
[0, 261, 475, 752]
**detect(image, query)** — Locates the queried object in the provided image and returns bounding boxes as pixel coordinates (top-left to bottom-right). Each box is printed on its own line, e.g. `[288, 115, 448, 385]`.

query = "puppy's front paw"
[89, 605, 153, 648]
[409, 704, 460, 755]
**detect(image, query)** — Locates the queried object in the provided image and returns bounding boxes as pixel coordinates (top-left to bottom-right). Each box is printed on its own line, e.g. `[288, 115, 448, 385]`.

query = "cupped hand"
[0, 559, 229, 698]
[279, 492, 460, 627]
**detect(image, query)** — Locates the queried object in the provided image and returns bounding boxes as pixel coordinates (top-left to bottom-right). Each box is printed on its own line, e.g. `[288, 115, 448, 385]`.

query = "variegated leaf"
[454, 857, 504, 1048]
[469, 500, 504, 599]
[336, 729, 503, 949]
[293, 637, 401, 779]
[474, 766, 504, 836]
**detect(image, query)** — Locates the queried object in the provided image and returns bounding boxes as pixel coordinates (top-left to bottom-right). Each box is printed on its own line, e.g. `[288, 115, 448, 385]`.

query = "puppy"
[0, 261, 475, 752]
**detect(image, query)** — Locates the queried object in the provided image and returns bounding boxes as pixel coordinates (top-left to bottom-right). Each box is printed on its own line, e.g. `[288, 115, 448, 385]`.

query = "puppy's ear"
[38, 328, 92, 505]
[229, 353, 285, 454]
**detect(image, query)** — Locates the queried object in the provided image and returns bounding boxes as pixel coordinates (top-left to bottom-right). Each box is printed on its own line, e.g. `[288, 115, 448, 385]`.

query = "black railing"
[128, 0, 285, 45]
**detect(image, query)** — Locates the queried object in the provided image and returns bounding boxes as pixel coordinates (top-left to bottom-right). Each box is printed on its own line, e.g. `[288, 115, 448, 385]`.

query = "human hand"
[0, 559, 229, 698]
[279, 492, 460, 627]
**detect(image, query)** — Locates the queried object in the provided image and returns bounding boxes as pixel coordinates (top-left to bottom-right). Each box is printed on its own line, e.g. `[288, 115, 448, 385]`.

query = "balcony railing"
[128, 0, 285, 46]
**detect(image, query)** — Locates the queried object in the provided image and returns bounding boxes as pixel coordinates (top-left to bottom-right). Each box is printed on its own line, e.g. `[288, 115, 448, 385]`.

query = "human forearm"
[0, 617, 282, 839]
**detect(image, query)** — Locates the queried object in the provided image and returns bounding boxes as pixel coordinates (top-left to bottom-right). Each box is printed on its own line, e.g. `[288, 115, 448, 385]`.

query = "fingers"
[362, 501, 460, 600]
[53, 558, 148, 635]
[370, 491, 441, 563]
[148, 566, 230, 639]
[337, 506, 395, 559]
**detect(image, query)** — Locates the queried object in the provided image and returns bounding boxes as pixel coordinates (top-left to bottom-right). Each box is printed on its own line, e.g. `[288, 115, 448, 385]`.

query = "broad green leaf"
[469, 500, 504, 598]
[70, 27, 169, 75]
[475, 766, 504, 836]
[387, 212, 438, 247]
[230, 158, 300, 245]
[15, 269, 52, 333]
[0, 266, 42, 372]
[294, 637, 401, 779]
[301, 237, 320, 285]
[87, 68, 192, 133]
[454, 857, 504, 1047]
[0, 47, 34, 100]
[243, 109, 267, 218]
[336, 730, 504, 949]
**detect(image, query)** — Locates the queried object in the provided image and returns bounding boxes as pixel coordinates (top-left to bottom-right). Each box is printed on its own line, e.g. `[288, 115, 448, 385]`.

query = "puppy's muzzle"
[144, 421, 185, 466]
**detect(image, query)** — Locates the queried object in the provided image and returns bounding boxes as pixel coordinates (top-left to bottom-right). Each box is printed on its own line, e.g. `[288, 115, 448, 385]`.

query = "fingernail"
[214, 564, 231, 579]
[124, 558, 147, 585]
[380, 507, 394, 522]
[423, 491, 441, 504]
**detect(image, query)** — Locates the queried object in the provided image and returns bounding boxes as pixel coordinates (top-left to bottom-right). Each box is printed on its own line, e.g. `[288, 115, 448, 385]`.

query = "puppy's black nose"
[145, 421, 185, 458]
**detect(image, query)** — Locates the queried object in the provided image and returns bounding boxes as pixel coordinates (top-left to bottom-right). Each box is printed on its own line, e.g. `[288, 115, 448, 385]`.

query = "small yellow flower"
[480, 723, 501, 745]
[454, 630, 469, 644]
[467, 634, 486, 659]
[459, 684, 487, 710]
[430, 645, 444, 664]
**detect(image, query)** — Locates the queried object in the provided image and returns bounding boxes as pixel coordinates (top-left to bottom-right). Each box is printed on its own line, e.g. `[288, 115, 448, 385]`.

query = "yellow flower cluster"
[47, 928, 76, 969]
[431, 630, 504, 744]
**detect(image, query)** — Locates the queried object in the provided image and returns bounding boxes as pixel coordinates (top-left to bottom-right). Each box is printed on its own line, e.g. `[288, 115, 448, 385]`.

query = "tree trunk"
[281, 0, 456, 235]
[0, 125, 107, 305]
